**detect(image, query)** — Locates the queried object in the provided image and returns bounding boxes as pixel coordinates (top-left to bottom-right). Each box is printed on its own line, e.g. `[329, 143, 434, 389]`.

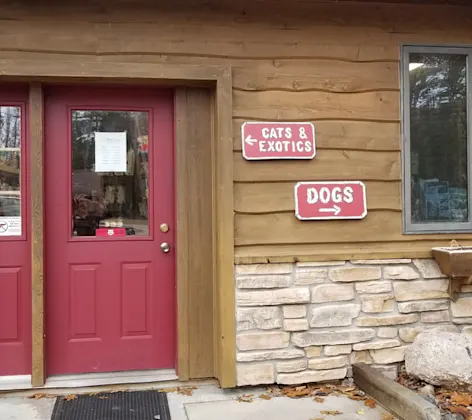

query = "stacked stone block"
[235, 259, 472, 386]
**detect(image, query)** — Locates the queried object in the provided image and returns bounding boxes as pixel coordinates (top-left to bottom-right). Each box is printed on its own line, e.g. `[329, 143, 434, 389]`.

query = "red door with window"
[0, 85, 31, 376]
[45, 87, 175, 375]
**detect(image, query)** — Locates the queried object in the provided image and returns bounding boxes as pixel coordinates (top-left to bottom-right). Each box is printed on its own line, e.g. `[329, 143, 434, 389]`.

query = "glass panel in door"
[71, 110, 150, 237]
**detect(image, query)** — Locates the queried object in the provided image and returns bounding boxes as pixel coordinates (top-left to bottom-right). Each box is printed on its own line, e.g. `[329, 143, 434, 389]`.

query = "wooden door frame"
[0, 60, 235, 388]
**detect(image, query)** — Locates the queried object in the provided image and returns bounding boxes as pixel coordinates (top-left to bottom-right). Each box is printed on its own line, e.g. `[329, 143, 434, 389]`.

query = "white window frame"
[402, 45, 472, 233]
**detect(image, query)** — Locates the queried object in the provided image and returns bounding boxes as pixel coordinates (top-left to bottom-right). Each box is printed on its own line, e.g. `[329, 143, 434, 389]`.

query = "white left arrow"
[319, 205, 341, 216]
[244, 135, 258, 146]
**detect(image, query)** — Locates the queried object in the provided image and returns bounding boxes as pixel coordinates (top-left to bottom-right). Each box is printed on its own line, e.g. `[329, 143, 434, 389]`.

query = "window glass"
[71, 110, 149, 237]
[0, 106, 21, 236]
[409, 53, 468, 225]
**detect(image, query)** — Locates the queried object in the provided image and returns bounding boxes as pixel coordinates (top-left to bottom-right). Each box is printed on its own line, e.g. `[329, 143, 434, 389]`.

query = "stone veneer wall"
[235, 259, 472, 386]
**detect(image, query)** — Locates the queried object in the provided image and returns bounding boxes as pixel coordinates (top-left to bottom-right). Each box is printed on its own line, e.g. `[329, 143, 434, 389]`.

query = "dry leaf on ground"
[64, 394, 77, 401]
[448, 405, 471, 417]
[157, 386, 196, 396]
[364, 398, 376, 408]
[178, 386, 197, 396]
[30, 393, 47, 399]
[283, 385, 313, 398]
[450, 392, 472, 407]
[381, 414, 395, 420]
[237, 394, 253, 403]
[158, 387, 179, 393]
[357, 408, 365, 415]
[314, 397, 325, 403]
[259, 394, 271, 400]
[320, 410, 342, 416]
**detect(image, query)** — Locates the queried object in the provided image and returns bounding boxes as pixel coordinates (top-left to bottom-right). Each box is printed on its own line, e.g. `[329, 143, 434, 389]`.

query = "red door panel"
[45, 87, 175, 375]
[0, 85, 31, 376]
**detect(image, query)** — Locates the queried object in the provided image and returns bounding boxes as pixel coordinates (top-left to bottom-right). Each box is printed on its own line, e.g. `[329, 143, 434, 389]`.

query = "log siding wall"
[3, 0, 472, 263]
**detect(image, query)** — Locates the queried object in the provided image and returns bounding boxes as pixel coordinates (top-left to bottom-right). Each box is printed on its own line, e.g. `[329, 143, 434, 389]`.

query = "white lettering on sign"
[344, 186, 354, 203]
[242, 122, 316, 160]
[295, 181, 367, 220]
[261, 127, 293, 139]
[258, 140, 312, 153]
[306, 187, 355, 205]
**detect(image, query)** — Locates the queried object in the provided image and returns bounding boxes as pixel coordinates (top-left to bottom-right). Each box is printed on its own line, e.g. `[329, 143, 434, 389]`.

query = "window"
[403, 46, 472, 233]
[71, 110, 150, 237]
[0, 106, 22, 236]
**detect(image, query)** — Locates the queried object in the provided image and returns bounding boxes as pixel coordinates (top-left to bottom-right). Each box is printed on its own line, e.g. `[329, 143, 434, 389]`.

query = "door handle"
[160, 242, 170, 253]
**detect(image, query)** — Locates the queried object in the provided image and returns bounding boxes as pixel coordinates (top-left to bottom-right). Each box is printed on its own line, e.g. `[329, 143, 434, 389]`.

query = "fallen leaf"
[178, 386, 197, 396]
[450, 392, 472, 407]
[320, 410, 342, 416]
[314, 397, 325, 403]
[158, 387, 179, 393]
[237, 394, 253, 403]
[448, 405, 471, 416]
[64, 394, 77, 401]
[283, 385, 312, 398]
[357, 408, 365, 415]
[364, 399, 376, 408]
[347, 394, 366, 401]
[259, 394, 271, 400]
[266, 386, 283, 397]
[381, 414, 395, 420]
[30, 393, 47, 400]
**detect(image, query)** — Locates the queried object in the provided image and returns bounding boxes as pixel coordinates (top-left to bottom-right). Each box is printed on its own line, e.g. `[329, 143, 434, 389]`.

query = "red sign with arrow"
[295, 181, 367, 220]
[242, 122, 316, 160]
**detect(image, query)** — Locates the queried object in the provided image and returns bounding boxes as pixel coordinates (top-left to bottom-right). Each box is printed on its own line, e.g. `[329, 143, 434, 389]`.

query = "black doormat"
[51, 390, 171, 420]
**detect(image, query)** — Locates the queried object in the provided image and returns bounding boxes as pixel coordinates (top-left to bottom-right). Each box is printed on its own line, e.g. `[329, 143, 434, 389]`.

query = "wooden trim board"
[176, 88, 217, 380]
[175, 89, 190, 382]
[0, 60, 235, 388]
[214, 71, 236, 388]
[29, 83, 45, 387]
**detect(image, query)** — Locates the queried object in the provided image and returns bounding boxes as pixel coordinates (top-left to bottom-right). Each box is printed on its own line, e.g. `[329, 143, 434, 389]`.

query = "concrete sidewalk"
[0, 384, 396, 420]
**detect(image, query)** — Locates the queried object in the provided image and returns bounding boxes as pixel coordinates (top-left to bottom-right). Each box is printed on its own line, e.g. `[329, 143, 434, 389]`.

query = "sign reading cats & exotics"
[242, 122, 315, 160]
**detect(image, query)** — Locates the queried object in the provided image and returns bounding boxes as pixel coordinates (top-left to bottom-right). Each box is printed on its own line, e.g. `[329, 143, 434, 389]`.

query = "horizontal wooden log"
[233, 150, 401, 182]
[0, 23, 398, 61]
[233, 90, 400, 121]
[232, 60, 399, 92]
[235, 211, 472, 246]
[2, 1, 472, 38]
[0, 14, 470, 61]
[0, 52, 400, 92]
[234, 181, 401, 213]
[234, 239, 472, 264]
[233, 119, 400, 151]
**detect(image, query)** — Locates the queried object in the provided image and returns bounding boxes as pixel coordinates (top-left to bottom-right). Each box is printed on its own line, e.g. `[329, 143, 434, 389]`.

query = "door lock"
[160, 242, 170, 253]
[160, 223, 169, 233]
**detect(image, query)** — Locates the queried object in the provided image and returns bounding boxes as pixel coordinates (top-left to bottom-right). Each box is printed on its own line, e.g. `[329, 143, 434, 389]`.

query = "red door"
[45, 87, 175, 375]
[0, 85, 31, 375]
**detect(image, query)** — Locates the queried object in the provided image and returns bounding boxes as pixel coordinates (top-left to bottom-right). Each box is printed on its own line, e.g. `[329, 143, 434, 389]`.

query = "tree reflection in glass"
[409, 53, 468, 223]
[71, 110, 149, 237]
[0, 106, 21, 219]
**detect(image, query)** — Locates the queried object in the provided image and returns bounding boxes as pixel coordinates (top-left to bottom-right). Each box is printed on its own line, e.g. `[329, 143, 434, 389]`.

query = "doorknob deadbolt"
[160, 223, 169, 233]
[160, 242, 170, 253]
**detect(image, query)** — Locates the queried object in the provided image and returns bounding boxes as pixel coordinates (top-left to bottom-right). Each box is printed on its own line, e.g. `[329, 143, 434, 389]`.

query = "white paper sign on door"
[0, 217, 21, 236]
[94, 132, 127, 172]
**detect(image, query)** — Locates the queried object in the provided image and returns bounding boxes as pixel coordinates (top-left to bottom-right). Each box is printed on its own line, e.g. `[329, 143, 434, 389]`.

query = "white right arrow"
[319, 205, 341, 216]
[244, 135, 258, 146]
